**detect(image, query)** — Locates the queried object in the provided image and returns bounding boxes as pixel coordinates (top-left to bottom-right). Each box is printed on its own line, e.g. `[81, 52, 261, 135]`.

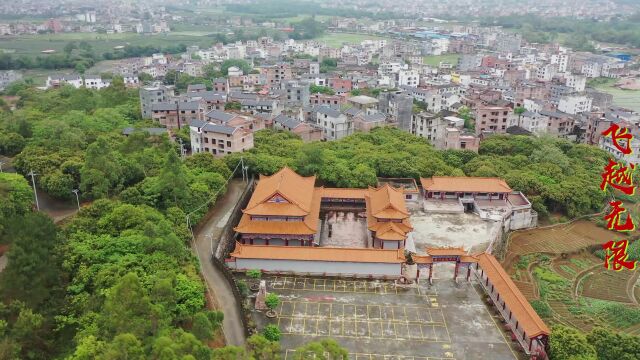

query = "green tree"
[0, 213, 58, 308]
[309, 84, 335, 95]
[246, 334, 281, 360]
[211, 346, 248, 360]
[292, 339, 348, 360]
[587, 327, 640, 360]
[224, 101, 241, 111]
[0, 172, 33, 222]
[262, 324, 281, 342]
[191, 312, 214, 341]
[265, 293, 280, 311]
[158, 150, 188, 208]
[102, 273, 154, 338]
[102, 333, 145, 360]
[549, 325, 597, 360]
[221, 59, 251, 76]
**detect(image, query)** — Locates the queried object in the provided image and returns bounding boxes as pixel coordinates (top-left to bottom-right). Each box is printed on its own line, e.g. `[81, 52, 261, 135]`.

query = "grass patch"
[0, 32, 216, 57]
[314, 33, 390, 48]
[422, 54, 460, 67]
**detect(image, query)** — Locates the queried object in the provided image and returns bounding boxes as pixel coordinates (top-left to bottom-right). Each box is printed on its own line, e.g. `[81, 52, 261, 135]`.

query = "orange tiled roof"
[368, 184, 409, 220]
[244, 167, 316, 217]
[477, 253, 550, 338]
[230, 242, 405, 263]
[420, 177, 512, 193]
[427, 247, 467, 256]
[234, 213, 316, 235]
[321, 187, 368, 199]
[365, 193, 412, 241]
[235, 187, 322, 235]
[374, 222, 408, 241]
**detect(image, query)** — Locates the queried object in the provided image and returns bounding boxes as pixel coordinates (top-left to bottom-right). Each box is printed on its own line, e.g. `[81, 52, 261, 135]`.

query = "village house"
[272, 114, 323, 142]
[189, 119, 253, 156]
[314, 105, 353, 140]
[151, 100, 205, 129]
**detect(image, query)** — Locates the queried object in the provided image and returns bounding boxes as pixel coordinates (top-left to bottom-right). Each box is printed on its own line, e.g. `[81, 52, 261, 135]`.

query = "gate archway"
[413, 247, 478, 284]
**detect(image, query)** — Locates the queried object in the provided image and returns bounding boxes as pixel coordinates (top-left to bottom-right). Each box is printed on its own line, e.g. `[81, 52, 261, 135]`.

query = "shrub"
[265, 293, 280, 311]
[237, 279, 249, 297]
[530, 300, 552, 318]
[262, 324, 281, 342]
[247, 269, 262, 280]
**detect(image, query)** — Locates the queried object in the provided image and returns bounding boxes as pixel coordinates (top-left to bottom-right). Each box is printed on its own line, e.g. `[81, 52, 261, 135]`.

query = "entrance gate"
[414, 248, 478, 284]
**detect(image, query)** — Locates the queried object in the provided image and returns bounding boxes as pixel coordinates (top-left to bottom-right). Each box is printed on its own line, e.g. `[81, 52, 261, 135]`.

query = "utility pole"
[240, 157, 249, 183]
[72, 189, 80, 211]
[178, 138, 186, 160]
[27, 170, 39, 211]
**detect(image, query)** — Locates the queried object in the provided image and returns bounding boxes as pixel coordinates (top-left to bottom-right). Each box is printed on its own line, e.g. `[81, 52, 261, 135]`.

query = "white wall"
[234, 258, 401, 277]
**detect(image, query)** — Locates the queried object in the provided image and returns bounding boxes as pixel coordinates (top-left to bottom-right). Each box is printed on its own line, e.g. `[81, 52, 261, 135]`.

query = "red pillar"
[466, 265, 471, 281]
[428, 265, 433, 284]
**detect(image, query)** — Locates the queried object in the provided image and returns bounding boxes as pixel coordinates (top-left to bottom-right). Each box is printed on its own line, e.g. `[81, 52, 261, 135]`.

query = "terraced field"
[581, 267, 639, 304]
[503, 220, 640, 334]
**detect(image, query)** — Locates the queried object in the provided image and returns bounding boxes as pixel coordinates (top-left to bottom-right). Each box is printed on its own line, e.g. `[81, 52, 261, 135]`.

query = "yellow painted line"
[472, 285, 519, 360]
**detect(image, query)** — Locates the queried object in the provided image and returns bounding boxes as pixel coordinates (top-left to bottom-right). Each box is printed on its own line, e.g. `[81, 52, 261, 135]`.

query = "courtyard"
[262, 265, 523, 360]
[410, 210, 501, 254]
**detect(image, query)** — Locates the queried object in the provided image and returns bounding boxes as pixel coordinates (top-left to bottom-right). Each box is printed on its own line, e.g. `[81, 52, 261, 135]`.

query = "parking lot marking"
[269, 276, 438, 299]
[284, 349, 456, 360]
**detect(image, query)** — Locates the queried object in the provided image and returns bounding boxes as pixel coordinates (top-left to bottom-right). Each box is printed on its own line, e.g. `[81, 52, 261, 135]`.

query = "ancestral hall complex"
[228, 166, 548, 356]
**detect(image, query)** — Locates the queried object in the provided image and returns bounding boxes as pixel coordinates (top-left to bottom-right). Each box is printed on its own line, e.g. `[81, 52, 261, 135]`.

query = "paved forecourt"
[267, 267, 521, 360]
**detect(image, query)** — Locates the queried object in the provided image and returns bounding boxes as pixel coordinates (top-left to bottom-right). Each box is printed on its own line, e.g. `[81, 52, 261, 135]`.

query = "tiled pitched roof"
[477, 253, 550, 337]
[244, 167, 316, 216]
[420, 177, 512, 193]
[368, 184, 409, 219]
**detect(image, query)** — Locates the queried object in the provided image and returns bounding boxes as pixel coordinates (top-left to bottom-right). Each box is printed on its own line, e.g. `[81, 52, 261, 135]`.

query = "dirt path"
[191, 179, 247, 347]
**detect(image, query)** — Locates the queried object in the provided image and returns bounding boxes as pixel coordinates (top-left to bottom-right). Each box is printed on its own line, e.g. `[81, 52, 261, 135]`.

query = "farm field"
[422, 54, 460, 67]
[314, 32, 391, 48]
[502, 220, 640, 336]
[0, 32, 216, 57]
[590, 77, 640, 112]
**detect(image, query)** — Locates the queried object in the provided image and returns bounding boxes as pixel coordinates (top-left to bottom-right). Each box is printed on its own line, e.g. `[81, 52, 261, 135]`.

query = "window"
[227, 141, 231, 147]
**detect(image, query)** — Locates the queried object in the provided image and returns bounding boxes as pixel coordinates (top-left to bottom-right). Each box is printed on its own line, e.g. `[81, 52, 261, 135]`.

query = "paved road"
[192, 179, 247, 347]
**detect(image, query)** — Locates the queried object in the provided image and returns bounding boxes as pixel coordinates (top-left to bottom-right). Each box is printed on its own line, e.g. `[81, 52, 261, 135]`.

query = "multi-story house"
[151, 100, 205, 129]
[83, 75, 111, 90]
[558, 95, 592, 114]
[314, 105, 353, 140]
[139, 85, 175, 119]
[397, 69, 420, 87]
[262, 63, 292, 87]
[475, 105, 512, 135]
[189, 120, 253, 157]
[378, 91, 413, 132]
[272, 114, 323, 142]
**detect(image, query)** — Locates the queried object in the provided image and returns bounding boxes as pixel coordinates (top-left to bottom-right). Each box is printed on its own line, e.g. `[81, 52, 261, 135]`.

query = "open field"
[422, 54, 460, 67]
[315, 33, 391, 48]
[259, 274, 522, 360]
[0, 32, 216, 56]
[590, 77, 640, 112]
